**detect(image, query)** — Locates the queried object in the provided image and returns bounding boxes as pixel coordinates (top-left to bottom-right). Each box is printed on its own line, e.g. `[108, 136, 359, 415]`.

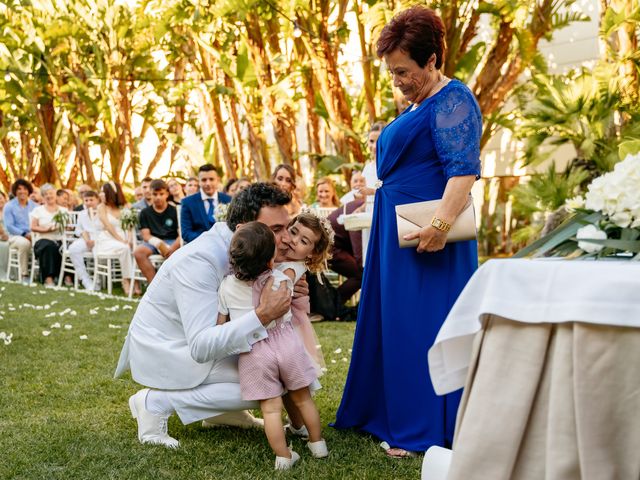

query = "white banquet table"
[428, 259, 640, 480]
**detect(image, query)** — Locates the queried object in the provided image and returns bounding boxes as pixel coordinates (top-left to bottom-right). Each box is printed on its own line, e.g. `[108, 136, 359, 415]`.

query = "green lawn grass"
[0, 282, 421, 479]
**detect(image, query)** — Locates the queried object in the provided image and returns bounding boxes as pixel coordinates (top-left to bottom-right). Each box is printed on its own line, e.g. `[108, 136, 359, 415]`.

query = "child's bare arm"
[216, 313, 229, 325]
[282, 268, 296, 282]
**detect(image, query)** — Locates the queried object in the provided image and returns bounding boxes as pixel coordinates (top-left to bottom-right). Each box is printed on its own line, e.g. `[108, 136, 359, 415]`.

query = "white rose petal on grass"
[342, 357, 348, 362]
[122, 305, 133, 310]
[64, 324, 73, 330]
[45, 312, 56, 318]
[79, 335, 88, 340]
[108, 324, 122, 329]
[334, 348, 342, 354]
[0, 332, 6, 340]
[576, 224, 607, 253]
[42, 330, 51, 336]
[50, 322, 61, 329]
[331, 359, 337, 364]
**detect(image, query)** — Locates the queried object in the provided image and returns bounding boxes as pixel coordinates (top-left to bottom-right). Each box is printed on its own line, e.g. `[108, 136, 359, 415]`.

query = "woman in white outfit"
[94, 182, 136, 294]
[358, 121, 386, 265]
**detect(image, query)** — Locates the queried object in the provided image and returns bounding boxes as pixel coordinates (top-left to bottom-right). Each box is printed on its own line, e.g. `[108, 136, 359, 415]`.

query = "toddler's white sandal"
[275, 449, 300, 470]
[307, 439, 329, 458]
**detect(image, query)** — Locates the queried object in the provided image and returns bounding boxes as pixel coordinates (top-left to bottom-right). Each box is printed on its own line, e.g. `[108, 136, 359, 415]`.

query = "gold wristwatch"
[431, 216, 452, 233]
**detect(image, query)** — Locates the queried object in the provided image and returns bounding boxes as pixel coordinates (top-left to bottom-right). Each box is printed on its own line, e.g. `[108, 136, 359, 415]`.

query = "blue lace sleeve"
[431, 84, 482, 179]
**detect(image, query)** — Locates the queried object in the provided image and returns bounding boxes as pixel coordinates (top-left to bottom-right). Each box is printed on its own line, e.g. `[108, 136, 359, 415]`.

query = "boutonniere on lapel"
[214, 203, 229, 222]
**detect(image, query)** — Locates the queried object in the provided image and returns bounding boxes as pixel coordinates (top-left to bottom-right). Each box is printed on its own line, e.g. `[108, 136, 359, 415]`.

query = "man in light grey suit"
[115, 183, 305, 448]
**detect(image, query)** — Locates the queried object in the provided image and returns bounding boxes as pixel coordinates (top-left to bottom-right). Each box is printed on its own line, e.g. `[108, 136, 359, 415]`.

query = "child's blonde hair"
[290, 210, 334, 274]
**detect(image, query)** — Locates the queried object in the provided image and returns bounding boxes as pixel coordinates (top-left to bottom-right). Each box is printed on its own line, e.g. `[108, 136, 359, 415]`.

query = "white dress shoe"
[307, 439, 329, 458]
[275, 449, 300, 470]
[201, 410, 264, 429]
[129, 389, 179, 448]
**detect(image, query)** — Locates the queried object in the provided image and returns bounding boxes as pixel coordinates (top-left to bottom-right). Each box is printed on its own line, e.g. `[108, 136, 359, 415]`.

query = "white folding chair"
[28, 233, 41, 285]
[57, 212, 92, 288]
[128, 232, 164, 298]
[7, 246, 24, 281]
[93, 253, 123, 295]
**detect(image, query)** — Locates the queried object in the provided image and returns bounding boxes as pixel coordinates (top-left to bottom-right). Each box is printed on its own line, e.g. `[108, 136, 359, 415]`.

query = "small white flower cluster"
[584, 153, 640, 228]
[0, 332, 13, 345]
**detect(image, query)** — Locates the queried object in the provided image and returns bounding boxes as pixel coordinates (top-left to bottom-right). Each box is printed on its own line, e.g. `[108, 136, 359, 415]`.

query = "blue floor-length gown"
[333, 80, 482, 451]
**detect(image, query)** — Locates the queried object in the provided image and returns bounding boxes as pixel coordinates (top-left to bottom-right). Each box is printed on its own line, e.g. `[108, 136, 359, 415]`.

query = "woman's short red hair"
[376, 6, 446, 69]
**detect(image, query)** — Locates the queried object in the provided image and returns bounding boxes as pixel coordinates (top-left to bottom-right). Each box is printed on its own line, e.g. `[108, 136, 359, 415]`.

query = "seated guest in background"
[224, 177, 251, 197]
[4, 179, 37, 284]
[271, 164, 301, 215]
[56, 189, 71, 209]
[327, 199, 365, 305]
[340, 171, 366, 205]
[0, 191, 9, 280]
[223, 178, 239, 196]
[132, 177, 153, 211]
[134, 179, 180, 282]
[95, 182, 137, 295]
[167, 178, 185, 205]
[235, 177, 251, 194]
[69, 191, 100, 290]
[184, 176, 199, 196]
[30, 186, 43, 205]
[134, 186, 144, 203]
[180, 164, 231, 243]
[312, 177, 340, 209]
[30, 184, 67, 286]
[74, 184, 92, 211]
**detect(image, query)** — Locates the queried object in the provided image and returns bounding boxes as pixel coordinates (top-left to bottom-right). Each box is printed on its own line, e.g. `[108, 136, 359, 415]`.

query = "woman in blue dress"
[333, 6, 482, 456]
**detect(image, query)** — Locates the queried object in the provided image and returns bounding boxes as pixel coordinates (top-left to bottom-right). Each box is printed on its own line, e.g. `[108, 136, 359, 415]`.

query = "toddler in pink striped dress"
[216, 212, 334, 470]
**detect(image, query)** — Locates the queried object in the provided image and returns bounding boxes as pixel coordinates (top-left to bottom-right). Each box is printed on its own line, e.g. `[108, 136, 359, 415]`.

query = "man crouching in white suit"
[115, 183, 308, 448]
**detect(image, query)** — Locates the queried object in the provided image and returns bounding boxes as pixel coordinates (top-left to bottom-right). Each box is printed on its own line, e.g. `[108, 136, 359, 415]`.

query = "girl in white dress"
[94, 182, 137, 294]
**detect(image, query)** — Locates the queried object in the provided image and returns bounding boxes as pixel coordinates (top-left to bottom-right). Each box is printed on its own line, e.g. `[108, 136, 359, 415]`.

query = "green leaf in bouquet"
[514, 211, 603, 258]
[52, 210, 71, 234]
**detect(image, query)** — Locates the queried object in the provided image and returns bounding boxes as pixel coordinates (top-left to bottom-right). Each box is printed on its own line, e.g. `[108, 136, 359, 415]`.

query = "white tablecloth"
[428, 258, 640, 395]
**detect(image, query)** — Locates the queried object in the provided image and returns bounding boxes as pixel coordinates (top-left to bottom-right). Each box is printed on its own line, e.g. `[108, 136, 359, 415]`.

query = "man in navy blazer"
[180, 164, 232, 243]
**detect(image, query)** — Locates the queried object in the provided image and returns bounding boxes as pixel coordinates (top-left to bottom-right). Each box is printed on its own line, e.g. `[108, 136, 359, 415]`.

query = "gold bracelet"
[431, 216, 451, 233]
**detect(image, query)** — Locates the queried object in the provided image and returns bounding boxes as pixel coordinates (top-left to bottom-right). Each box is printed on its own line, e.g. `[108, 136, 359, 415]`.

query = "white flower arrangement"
[517, 152, 640, 259]
[120, 208, 140, 232]
[583, 152, 640, 229]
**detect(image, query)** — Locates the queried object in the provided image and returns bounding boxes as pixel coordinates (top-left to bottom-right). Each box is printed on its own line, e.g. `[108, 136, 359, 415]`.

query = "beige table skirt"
[447, 316, 640, 480]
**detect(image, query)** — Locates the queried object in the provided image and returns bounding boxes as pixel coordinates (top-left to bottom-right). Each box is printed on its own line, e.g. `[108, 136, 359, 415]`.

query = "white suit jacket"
[114, 222, 268, 390]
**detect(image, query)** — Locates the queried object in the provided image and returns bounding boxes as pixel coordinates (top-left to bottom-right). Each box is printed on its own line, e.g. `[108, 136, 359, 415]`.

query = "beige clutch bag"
[396, 197, 476, 248]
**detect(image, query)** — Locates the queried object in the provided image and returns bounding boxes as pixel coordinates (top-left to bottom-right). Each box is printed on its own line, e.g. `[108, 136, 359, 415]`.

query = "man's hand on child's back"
[256, 277, 291, 325]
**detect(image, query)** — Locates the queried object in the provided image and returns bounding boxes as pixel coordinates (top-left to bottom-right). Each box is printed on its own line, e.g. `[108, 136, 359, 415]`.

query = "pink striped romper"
[217, 266, 317, 401]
